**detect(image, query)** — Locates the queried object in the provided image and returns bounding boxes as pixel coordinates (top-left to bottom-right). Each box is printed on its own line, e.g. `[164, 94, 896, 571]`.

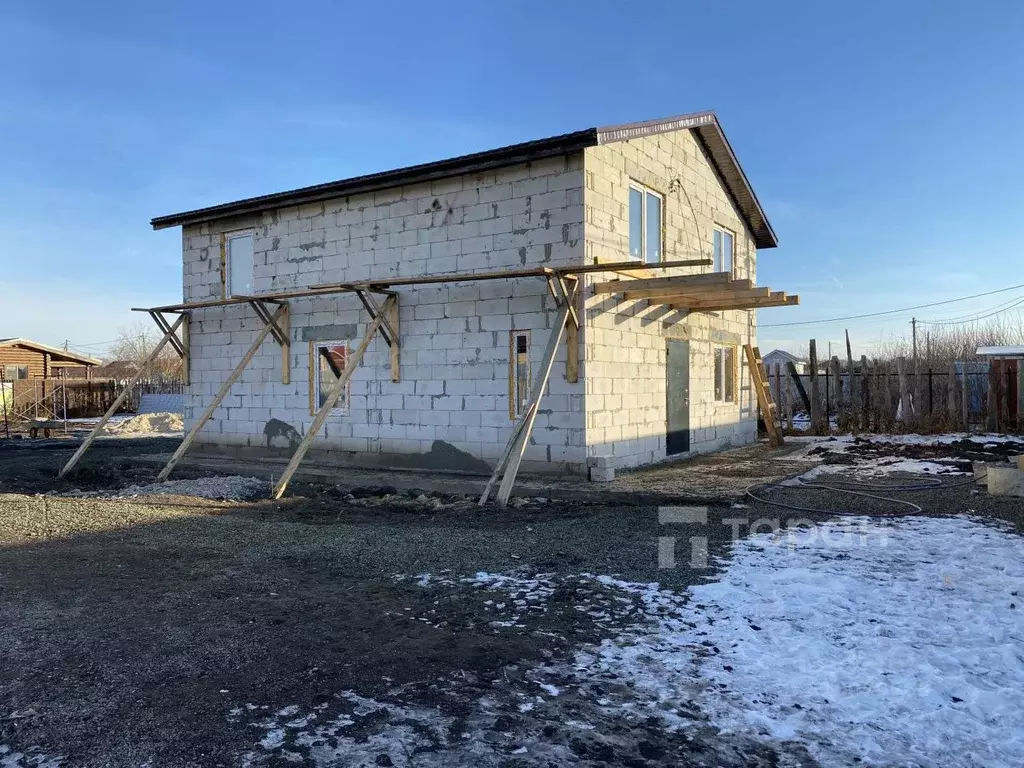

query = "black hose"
[745, 473, 976, 518]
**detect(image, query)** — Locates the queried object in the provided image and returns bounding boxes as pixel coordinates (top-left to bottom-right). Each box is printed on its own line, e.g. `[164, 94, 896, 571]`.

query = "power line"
[918, 293, 1024, 325]
[760, 282, 1024, 328]
[920, 296, 1024, 326]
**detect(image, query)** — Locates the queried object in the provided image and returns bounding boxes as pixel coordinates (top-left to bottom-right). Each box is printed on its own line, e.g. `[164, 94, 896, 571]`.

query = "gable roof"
[0, 338, 101, 366]
[151, 111, 777, 249]
[762, 348, 805, 364]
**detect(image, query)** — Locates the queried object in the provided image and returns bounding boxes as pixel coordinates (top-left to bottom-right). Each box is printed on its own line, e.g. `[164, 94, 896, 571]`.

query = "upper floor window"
[629, 182, 662, 264]
[226, 232, 254, 297]
[713, 227, 734, 274]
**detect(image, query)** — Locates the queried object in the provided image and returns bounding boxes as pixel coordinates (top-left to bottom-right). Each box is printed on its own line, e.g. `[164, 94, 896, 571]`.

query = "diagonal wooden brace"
[548, 276, 580, 384]
[157, 304, 287, 481]
[355, 289, 400, 382]
[247, 299, 290, 384]
[272, 295, 396, 498]
[58, 313, 187, 478]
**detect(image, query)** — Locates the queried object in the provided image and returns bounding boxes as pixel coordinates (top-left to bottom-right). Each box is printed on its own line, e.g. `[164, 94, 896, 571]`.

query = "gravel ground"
[0, 436, 1021, 766]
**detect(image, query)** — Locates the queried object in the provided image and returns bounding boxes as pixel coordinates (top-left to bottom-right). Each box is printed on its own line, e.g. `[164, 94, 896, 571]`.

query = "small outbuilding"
[976, 346, 1023, 430]
[0, 338, 101, 380]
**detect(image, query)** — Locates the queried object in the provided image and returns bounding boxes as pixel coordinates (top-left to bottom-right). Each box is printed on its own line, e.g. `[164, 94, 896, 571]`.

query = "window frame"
[223, 229, 256, 299]
[713, 345, 738, 403]
[508, 330, 532, 419]
[628, 181, 664, 264]
[311, 340, 351, 416]
[712, 225, 735, 275]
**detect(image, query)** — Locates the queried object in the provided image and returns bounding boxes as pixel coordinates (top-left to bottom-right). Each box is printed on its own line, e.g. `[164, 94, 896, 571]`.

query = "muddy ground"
[1, 436, 1022, 767]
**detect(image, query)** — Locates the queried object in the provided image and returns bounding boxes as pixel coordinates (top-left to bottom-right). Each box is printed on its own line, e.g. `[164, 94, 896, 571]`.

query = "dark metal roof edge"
[151, 129, 599, 230]
[596, 111, 777, 250]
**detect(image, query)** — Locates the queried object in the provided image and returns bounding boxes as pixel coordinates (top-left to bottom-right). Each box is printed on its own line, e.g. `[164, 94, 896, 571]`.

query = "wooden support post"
[556, 276, 580, 384]
[987, 363, 998, 432]
[272, 297, 395, 499]
[58, 315, 187, 478]
[860, 355, 869, 432]
[785, 365, 794, 431]
[356, 290, 400, 383]
[845, 330, 858, 432]
[158, 305, 286, 482]
[830, 356, 843, 431]
[809, 340, 822, 434]
[248, 299, 290, 384]
[947, 361, 958, 428]
[180, 313, 191, 386]
[962, 366, 970, 433]
[481, 280, 578, 506]
[897, 356, 913, 427]
[883, 361, 893, 430]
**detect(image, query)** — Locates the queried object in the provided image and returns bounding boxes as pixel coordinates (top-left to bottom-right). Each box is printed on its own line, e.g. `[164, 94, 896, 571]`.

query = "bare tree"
[108, 322, 182, 377]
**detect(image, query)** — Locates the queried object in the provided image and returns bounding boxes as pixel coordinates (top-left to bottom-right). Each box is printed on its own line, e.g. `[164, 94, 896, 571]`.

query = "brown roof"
[0, 338, 101, 366]
[151, 111, 777, 249]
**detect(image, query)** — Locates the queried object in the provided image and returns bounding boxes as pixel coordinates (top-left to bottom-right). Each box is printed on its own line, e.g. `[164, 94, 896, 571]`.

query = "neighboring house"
[0, 339, 101, 380]
[762, 349, 807, 375]
[151, 111, 795, 477]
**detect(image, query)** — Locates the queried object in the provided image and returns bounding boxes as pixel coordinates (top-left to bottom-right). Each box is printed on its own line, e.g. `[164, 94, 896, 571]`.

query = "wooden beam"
[272, 296, 395, 499]
[58, 314, 187, 478]
[133, 261, 712, 314]
[594, 271, 733, 295]
[673, 294, 798, 312]
[180, 313, 190, 386]
[552, 276, 579, 383]
[624, 277, 751, 300]
[156, 305, 287, 482]
[248, 299, 290, 384]
[481, 280, 579, 507]
[356, 289, 400, 383]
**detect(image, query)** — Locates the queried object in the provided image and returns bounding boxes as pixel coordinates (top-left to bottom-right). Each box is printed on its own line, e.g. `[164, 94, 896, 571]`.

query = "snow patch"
[572, 515, 1024, 767]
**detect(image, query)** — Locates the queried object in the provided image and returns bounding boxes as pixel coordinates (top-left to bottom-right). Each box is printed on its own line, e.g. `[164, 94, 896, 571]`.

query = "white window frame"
[714, 345, 737, 403]
[313, 340, 351, 415]
[224, 230, 255, 298]
[628, 181, 663, 264]
[713, 226, 735, 275]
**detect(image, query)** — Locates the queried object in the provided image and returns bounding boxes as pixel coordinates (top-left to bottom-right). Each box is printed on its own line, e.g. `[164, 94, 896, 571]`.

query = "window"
[714, 346, 736, 402]
[313, 342, 350, 413]
[713, 227, 734, 274]
[3, 365, 27, 380]
[628, 182, 663, 264]
[226, 232, 254, 297]
[509, 331, 531, 418]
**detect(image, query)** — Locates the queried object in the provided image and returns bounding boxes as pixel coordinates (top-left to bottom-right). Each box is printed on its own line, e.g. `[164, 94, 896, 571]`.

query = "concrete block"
[988, 466, 1024, 497]
[589, 466, 615, 482]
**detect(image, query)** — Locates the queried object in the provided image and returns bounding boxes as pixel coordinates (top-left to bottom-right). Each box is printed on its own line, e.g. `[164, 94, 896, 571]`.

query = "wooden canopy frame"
[594, 271, 799, 313]
[57, 259, 708, 497]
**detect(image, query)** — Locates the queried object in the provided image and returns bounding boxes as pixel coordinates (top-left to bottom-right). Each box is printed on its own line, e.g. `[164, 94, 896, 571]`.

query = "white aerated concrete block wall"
[181, 156, 588, 473]
[581, 132, 758, 470]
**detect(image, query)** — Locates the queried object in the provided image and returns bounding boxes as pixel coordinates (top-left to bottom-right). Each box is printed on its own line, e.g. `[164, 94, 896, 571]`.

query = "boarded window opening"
[714, 345, 737, 403]
[313, 341, 350, 413]
[509, 331, 531, 418]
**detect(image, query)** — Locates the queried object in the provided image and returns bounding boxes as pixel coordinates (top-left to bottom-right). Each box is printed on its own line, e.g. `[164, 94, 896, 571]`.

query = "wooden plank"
[947, 361, 958, 427]
[279, 303, 290, 385]
[787, 361, 811, 411]
[495, 299, 573, 506]
[809, 340, 822, 434]
[387, 291, 400, 383]
[744, 344, 782, 447]
[595, 271, 733, 295]
[479, 405, 535, 505]
[157, 305, 287, 482]
[181, 313, 191, 386]
[272, 297, 394, 499]
[962, 364, 970, 432]
[357, 289, 401, 382]
[897, 356, 913, 426]
[861, 354, 870, 432]
[623, 276, 742, 300]
[58, 314, 186, 478]
[555, 276, 579, 384]
[845, 330, 858, 432]
[675, 295, 798, 312]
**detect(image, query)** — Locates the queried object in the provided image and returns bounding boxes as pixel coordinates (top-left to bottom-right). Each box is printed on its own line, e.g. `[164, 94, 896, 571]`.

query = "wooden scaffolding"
[59, 261, 798, 503]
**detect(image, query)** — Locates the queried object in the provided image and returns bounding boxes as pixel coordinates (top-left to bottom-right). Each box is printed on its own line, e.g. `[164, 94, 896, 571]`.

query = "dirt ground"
[1, 435, 1022, 767]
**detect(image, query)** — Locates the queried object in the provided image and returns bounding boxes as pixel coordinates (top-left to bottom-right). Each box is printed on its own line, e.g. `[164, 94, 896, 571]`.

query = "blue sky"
[2, 0, 1022, 359]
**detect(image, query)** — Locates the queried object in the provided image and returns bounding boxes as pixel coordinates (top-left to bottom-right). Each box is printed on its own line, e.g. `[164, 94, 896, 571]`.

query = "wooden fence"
[0, 376, 184, 422]
[766, 360, 1019, 434]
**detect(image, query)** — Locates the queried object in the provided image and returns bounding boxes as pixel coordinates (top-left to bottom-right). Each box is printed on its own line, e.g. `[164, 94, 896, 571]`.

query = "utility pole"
[911, 318, 917, 361]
